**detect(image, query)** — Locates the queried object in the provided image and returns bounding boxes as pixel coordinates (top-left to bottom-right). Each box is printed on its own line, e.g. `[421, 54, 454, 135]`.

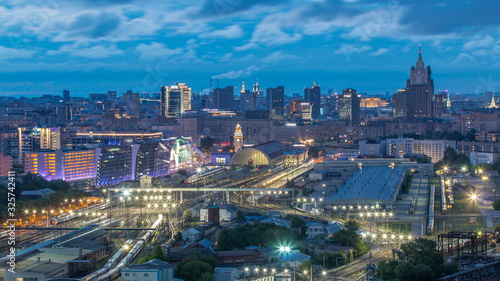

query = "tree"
[440, 262, 459, 276]
[414, 264, 434, 281]
[200, 136, 216, 151]
[394, 262, 416, 281]
[495, 224, 500, 232]
[174, 232, 183, 242]
[183, 209, 193, 221]
[177, 169, 188, 176]
[376, 260, 399, 280]
[177, 261, 214, 281]
[235, 210, 245, 224]
[290, 215, 305, 229]
[345, 220, 360, 231]
[151, 246, 168, 261]
[401, 238, 444, 273]
[493, 199, 500, 210]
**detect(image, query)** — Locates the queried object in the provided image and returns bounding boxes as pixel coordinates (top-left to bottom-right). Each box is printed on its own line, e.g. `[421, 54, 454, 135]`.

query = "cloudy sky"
[1, 0, 499, 97]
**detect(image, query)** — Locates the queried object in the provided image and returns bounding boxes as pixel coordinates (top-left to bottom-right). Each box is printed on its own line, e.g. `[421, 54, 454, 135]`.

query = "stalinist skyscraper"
[393, 47, 446, 120]
[406, 46, 434, 119]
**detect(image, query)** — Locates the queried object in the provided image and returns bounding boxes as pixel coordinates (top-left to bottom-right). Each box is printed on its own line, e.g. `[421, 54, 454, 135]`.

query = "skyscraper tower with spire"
[405, 46, 434, 119]
[233, 123, 243, 152]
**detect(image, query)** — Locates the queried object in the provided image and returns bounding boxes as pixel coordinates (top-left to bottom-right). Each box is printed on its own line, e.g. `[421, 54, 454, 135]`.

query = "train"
[81, 214, 163, 281]
[427, 185, 435, 235]
[441, 176, 448, 215]
[49, 202, 112, 225]
[80, 239, 134, 281]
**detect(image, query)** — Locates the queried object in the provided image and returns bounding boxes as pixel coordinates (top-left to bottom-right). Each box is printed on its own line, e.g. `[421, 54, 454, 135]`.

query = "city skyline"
[0, 0, 499, 96]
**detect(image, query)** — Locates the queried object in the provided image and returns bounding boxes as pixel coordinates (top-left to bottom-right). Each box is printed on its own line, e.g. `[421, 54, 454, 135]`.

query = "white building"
[386, 138, 414, 157]
[470, 152, 500, 165]
[414, 140, 456, 163]
[200, 205, 238, 223]
[305, 222, 324, 239]
[359, 140, 384, 157]
[181, 228, 202, 242]
[122, 259, 174, 281]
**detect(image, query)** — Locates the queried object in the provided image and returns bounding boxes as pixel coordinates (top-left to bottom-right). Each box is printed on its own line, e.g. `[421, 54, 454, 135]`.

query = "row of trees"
[175, 255, 218, 281]
[331, 220, 370, 259]
[0, 173, 85, 220]
[376, 238, 458, 281]
[217, 223, 301, 251]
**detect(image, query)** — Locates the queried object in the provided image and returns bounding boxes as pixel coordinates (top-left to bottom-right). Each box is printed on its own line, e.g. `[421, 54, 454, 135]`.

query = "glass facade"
[97, 146, 132, 186]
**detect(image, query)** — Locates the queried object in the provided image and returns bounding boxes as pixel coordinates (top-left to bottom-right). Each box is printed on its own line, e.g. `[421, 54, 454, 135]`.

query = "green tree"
[235, 210, 246, 224]
[290, 215, 305, 229]
[492, 199, 500, 210]
[177, 261, 214, 281]
[345, 220, 360, 231]
[174, 232, 183, 241]
[439, 262, 459, 276]
[401, 238, 444, 273]
[200, 136, 216, 151]
[395, 262, 416, 281]
[414, 264, 435, 281]
[376, 260, 399, 280]
[183, 209, 192, 221]
[151, 246, 168, 261]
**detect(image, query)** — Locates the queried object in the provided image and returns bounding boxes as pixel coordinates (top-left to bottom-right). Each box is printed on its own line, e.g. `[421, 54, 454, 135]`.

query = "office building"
[240, 82, 257, 112]
[212, 86, 234, 111]
[160, 83, 192, 117]
[338, 88, 361, 126]
[63, 90, 70, 102]
[18, 127, 61, 163]
[267, 86, 285, 114]
[386, 138, 414, 157]
[304, 82, 321, 119]
[122, 90, 141, 118]
[24, 149, 97, 181]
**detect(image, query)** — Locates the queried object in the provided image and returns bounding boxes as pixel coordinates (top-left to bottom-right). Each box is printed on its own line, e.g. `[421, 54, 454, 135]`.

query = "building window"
[133, 273, 138, 277]
[144, 273, 149, 277]
[125, 273, 130, 277]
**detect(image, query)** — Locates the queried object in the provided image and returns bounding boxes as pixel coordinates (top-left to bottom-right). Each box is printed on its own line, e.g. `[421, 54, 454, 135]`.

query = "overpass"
[104, 187, 296, 204]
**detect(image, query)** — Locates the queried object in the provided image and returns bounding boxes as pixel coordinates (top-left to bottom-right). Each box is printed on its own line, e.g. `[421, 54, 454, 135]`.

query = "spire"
[241, 81, 245, 93]
[487, 93, 497, 108]
[416, 44, 424, 69]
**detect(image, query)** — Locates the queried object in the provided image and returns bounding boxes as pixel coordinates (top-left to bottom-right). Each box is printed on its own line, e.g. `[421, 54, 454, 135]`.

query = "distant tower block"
[234, 123, 243, 152]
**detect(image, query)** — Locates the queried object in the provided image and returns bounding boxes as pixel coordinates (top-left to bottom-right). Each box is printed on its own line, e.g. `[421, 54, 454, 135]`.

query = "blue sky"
[1, 0, 500, 97]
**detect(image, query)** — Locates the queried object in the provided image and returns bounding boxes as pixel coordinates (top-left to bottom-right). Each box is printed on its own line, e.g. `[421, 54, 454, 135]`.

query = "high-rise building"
[253, 80, 263, 98]
[233, 123, 243, 152]
[123, 90, 141, 118]
[212, 86, 234, 111]
[405, 47, 434, 119]
[392, 89, 408, 118]
[304, 82, 321, 119]
[160, 83, 192, 117]
[240, 82, 257, 112]
[338, 88, 361, 126]
[63, 90, 70, 102]
[17, 127, 61, 163]
[267, 86, 285, 114]
[107, 90, 117, 104]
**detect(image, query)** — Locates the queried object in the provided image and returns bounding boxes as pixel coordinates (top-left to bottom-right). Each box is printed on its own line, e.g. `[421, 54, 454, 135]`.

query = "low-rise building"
[215, 249, 267, 265]
[305, 222, 324, 239]
[20, 188, 55, 200]
[122, 259, 174, 281]
[181, 228, 203, 242]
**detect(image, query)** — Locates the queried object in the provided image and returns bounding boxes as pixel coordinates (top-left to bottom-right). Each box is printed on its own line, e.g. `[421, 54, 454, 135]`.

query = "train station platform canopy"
[230, 141, 287, 167]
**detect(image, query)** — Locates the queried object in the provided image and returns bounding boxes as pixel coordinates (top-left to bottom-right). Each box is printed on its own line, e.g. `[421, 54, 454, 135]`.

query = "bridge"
[105, 187, 296, 203]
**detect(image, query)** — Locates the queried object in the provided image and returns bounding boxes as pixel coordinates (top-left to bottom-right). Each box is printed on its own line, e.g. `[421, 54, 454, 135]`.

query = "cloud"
[0, 45, 35, 59]
[235, 22, 302, 50]
[371, 48, 389, 56]
[197, 0, 289, 18]
[262, 51, 297, 63]
[47, 44, 124, 58]
[135, 42, 183, 60]
[200, 25, 243, 39]
[70, 12, 121, 39]
[211, 65, 259, 79]
[463, 35, 497, 50]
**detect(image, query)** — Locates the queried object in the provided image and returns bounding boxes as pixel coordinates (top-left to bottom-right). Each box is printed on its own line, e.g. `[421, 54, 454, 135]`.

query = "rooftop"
[325, 166, 404, 203]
